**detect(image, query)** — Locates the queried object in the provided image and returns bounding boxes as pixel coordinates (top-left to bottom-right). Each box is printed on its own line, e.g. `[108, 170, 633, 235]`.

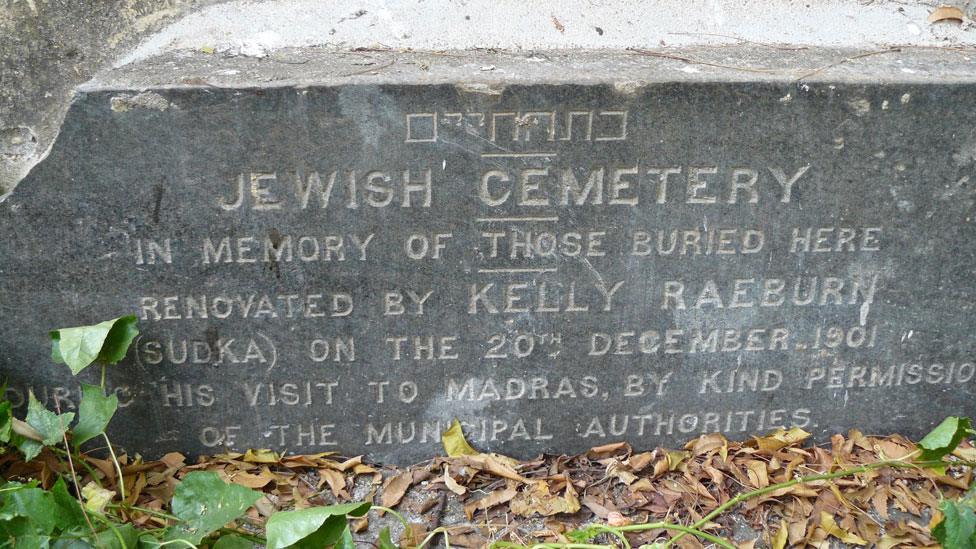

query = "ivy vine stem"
[616, 523, 735, 549]
[102, 432, 126, 500]
[108, 503, 179, 521]
[216, 527, 267, 545]
[373, 505, 411, 530]
[492, 541, 607, 549]
[415, 526, 453, 549]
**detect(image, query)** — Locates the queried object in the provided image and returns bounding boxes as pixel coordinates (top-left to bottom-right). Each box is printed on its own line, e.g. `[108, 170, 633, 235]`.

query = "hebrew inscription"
[0, 82, 974, 463]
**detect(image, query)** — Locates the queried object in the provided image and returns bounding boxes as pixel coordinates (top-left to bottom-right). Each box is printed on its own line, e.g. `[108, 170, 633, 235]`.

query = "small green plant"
[0, 316, 378, 548]
[925, 417, 976, 549]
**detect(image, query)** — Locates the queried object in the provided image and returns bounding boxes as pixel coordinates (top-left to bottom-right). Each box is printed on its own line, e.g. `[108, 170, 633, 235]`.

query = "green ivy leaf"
[213, 534, 256, 549]
[264, 502, 370, 549]
[25, 392, 74, 446]
[50, 315, 139, 375]
[82, 523, 144, 549]
[98, 316, 140, 365]
[0, 479, 88, 547]
[334, 526, 356, 549]
[934, 499, 976, 549]
[89, 523, 141, 549]
[138, 533, 164, 547]
[49, 477, 88, 531]
[0, 517, 35, 541]
[0, 484, 60, 535]
[919, 416, 973, 461]
[378, 527, 398, 549]
[51, 538, 95, 549]
[296, 516, 349, 549]
[13, 435, 43, 462]
[165, 471, 261, 544]
[12, 533, 50, 548]
[566, 525, 603, 543]
[72, 385, 118, 448]
[0, 400, 12, 444]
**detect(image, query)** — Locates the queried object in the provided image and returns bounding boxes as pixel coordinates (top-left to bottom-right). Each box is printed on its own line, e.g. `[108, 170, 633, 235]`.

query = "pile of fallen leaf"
[1, 425, 972, 548]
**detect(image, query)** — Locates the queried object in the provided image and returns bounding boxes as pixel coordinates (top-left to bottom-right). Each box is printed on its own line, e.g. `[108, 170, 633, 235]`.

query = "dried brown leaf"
[873, 439, 913, 460]
[458, 453, 525, 482]
[352, 462, 377, 475]
[748, 427, 810, 453]
[626, 451, 655, 471]
[745, 460, 769, 489]
[891, 483, 921, 515]
[447, 533, 489, 547]
[871, 485, 890, 520]
[929, 5, 965, 22]
[606, 511, 631, 527]
[588, 441, 631, 459]
[254, 494, 275, 517]
[86, 456, 119, 484]
[403, 522, 427, 548]
[629, 478, 654, 492]
[229, 470, 275, 489]
[877, 533, 914, 549]
[581, 493, 614, 518]
[510, 480, 581, 517]
[667, 450, 691, 471]
[607, 459, 638, 486]
[280, 453, 330, 468]
[463, 481, 518, 518]
[788, 517, 809, 545]
[819, 511, 867, 545]
[320, 468, 348, 498]
[380, 471, 414, 508]
[688, 433, 729, 461]
[443, 466, 467, 495]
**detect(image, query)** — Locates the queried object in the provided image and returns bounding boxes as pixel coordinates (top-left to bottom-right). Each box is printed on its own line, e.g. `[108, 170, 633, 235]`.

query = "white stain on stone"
[613, 81, 646, 95]
[848, 98, 871, 116]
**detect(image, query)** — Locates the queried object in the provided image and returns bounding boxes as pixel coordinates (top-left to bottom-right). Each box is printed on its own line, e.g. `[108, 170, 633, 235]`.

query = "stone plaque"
[2, 51, 975, 463]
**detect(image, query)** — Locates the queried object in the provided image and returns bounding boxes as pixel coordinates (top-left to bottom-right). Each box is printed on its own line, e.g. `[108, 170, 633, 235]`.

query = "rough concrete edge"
[0, 0, 231, 199]
[117, 0, 976, 66]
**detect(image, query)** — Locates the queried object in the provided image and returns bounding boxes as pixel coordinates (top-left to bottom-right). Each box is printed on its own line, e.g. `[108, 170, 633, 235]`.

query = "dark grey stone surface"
[1, 50, 975, 463]
[0, 0, 219, 195]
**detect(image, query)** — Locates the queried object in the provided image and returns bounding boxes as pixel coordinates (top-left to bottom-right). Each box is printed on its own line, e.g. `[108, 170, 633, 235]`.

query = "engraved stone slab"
[1, 49, 975, 463]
